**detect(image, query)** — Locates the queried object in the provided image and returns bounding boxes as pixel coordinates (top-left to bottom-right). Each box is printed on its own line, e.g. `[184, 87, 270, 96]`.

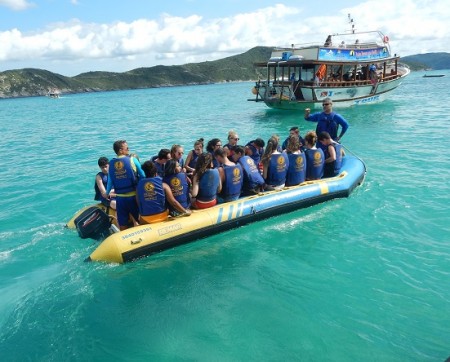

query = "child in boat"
[94, 157, 116, 209]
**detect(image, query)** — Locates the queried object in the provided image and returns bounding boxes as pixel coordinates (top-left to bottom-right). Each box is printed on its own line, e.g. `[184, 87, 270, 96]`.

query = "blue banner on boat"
[318, 47, 390, 61]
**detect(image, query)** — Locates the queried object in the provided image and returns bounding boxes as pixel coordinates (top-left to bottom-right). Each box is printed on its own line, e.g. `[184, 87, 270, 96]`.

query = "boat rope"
[342, 145, 367, 172]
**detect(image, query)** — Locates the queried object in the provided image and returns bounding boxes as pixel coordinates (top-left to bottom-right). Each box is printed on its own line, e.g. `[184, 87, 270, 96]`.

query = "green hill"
[0, 47, 272, 99]
[0, 47, 448, 99]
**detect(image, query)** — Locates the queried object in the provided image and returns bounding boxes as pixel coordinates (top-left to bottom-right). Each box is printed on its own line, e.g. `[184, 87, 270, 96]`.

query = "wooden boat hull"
[70, 155, 365, 264]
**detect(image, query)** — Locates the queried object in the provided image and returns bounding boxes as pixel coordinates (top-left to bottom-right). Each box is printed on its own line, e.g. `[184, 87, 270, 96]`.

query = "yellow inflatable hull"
[70, 155, 365, 263]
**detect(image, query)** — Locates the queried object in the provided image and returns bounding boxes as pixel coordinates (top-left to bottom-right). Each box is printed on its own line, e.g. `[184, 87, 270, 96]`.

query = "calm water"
[1, 71, 449, 361]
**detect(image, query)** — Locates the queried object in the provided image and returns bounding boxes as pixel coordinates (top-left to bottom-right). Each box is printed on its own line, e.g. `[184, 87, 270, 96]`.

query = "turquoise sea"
[0, 71, 449, 361]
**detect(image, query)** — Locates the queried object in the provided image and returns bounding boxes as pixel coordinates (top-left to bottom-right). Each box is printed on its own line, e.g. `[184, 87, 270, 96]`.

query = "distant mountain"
[0, 47, 448, 99]
[0, 47, 272, 99]
[401, 52, 450, 71]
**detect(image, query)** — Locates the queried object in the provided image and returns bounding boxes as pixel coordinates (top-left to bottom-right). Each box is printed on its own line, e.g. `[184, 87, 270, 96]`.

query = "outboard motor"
[74, 207, 114, 240]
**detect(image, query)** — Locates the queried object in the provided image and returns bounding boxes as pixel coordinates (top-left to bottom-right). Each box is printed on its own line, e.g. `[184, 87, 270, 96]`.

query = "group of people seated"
[94, 127, 344, 230]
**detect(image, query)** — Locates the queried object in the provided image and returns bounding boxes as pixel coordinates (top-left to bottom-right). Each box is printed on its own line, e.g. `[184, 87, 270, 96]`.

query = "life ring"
[383, 35, 389, 43]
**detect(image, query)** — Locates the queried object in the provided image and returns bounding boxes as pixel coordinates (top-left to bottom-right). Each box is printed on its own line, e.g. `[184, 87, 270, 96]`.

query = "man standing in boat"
[304, 98, 349, 142]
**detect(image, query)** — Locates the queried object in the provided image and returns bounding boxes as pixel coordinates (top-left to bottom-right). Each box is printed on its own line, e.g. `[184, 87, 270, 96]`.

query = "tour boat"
[249, 16, 410, 110]
[67, 154, 366, 264]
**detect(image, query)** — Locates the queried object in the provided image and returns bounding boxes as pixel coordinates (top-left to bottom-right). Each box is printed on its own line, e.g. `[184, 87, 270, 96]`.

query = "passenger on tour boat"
[318, 131, 343, 178]
[281, 126, 304, 151]
[303, 131, 324, 180]
[162, 159, 192, 217]
[151, 148, 171, 177]
[284, 135, 307, 186]
[94, 157, 116, 210]
[213, 147, 243, 202]
[105, 140, 145, 230]
[185, 138, 204, 176]
[304, 97, 349, 142]
[206, 138, 222, 168]
[261, 136, 289, 189]
[137, 161, 169, 224]
[191, 152, 222, 209]
[244, 138, 265, 165]
[223, 130, 240, 158]
[231, 146, 265, 195]
[170, 144, 186, 171]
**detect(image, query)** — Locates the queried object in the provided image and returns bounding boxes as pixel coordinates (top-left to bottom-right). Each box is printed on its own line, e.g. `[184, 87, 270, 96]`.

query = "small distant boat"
[423, 74, 445, 78]
[47, 88, 61, 98]
[249, 15, 409, 109]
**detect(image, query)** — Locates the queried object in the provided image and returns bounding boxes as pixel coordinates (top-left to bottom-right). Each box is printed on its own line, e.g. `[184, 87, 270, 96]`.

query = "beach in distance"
[0, 71, 449, 361]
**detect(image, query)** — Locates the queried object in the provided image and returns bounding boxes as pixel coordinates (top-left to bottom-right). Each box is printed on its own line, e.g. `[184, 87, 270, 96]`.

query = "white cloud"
[0, 1, 449, 75]
[0, 0, 34, 11]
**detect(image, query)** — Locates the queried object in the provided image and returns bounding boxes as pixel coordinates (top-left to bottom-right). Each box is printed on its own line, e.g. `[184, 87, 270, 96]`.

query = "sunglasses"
[323, 103, 331, 106]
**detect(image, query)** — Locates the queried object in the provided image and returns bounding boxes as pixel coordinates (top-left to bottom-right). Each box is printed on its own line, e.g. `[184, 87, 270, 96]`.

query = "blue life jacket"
[94, 172, 108, 200]
[109, 156, 137, 194]
[245, 142, 263, 164]
[209, 151, 220, 169]
[188, 151, 199, 169]
[136, 177, 166, 216]
[286, 153, 306, 186]
[266, 153, 289, 186]
[163, 173, 190, 209]
[238, 156, 265, 193]
[197, 168, 220, 202]
[221, 164, 243, 201]
[316, 112, 338, 140]
[305, 149, 324, 180]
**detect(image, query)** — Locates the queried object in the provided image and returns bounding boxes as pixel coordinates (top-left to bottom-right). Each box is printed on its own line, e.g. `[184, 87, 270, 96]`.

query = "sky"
[0, 0, 448, 76]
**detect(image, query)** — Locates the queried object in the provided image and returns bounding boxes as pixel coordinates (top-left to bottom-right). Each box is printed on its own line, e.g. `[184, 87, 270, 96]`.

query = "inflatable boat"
[67, 155, 366, 263]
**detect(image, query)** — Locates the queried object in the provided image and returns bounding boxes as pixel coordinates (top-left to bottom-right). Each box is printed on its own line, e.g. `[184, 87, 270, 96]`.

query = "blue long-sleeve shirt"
[305, 111, 349, 140]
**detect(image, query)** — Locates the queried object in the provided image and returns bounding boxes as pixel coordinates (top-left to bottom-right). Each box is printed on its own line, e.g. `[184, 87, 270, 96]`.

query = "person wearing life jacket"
[170, 144, 186, 171]
[261, 136, 289, 189]
[206, 138, 222, 169]
[318, 131, 343, 177]
[105, 140, 145, 230]
[150, 148, 171, 177]
[317, 131, 336, 178]
[213, 147, 243, 202]
[223, 130, 240, 158]
[94, 156, 116, 209]
[191, 152, 222, 209]
[304, 97, 349, 142]
[232, 146, 265, 195]
[163, 159, 192, 217]
[245, 137, 265, 166]
[281, 126, 305, 151]
[303, 131, 324, 180]
[137, 161, 170, 224]
[284, 135, 306, 186]
[185, 138, 204, 177]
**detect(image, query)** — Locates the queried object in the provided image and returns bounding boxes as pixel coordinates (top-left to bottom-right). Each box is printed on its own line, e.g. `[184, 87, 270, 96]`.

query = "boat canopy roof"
[256, 30, 396, 66]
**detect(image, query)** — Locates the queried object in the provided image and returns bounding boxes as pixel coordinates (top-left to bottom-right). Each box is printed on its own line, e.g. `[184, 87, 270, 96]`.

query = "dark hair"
[98, 156, 109, 167]
[206, 138, 221, 152]
[289, 126, 299, 132]
[318, 131, 332, 141]
[195, 152, 213, 179]
[113, 140, 126, 154]
[233, 145, 245, 156]
[253, 138, 265, 148]
[142, 160, 157, 178]
[213, 147, 227, 158]
[194, 138, 204, 147]
[164, 159, 178, 177]
[157, 148, 171, 160]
